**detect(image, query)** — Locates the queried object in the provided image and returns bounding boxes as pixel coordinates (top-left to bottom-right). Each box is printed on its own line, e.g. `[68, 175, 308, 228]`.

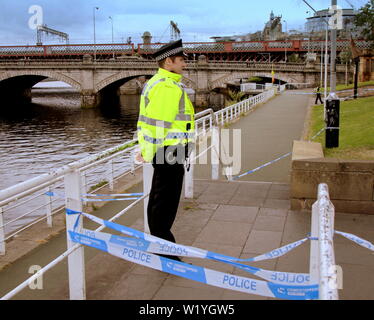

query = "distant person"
[315, 86, 323, 104]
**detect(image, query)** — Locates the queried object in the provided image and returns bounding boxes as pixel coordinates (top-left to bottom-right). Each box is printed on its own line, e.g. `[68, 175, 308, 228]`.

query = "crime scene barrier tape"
[67, 209, 313, 285]
[233, 152, 292, 180]
[66, 209, 318, 300]
[66, 209, 374, 299]
[335, 230, 374, 251]
[285, 88, 374, 96]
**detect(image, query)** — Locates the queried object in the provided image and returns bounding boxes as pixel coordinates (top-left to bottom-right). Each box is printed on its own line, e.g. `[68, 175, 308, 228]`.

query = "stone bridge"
[0, 55, 349, 108]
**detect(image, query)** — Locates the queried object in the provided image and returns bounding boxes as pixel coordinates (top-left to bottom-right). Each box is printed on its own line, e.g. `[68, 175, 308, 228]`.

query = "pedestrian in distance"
[315, 86, 323, 105]
[135, 40, 195, 262]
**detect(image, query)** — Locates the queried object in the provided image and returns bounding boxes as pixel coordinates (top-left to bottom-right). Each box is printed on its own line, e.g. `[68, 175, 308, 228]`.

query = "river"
[0, 87, 140, 191]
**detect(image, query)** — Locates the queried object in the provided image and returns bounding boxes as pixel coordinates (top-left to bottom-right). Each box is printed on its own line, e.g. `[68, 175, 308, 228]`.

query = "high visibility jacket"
[137, 68, 195, 162]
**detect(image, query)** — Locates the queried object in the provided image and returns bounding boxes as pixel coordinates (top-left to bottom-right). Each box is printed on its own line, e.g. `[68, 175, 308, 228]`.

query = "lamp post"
[93, 6, 99, 62]
[109, 16, 114, 59]
[283, 20, 288, 62]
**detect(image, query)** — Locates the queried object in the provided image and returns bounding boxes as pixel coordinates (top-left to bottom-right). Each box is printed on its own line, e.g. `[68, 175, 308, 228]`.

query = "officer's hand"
[134, 152, 145, 164]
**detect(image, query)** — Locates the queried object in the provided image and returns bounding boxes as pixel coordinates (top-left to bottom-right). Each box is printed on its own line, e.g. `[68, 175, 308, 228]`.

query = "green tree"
[354, 0, 374, 48]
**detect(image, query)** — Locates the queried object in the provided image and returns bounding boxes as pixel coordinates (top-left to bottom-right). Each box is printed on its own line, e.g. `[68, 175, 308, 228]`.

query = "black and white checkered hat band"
[155, 47, 184, 61]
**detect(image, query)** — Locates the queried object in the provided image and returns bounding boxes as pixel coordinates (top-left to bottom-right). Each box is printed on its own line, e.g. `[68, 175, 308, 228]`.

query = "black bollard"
[325, 99, 340, 148]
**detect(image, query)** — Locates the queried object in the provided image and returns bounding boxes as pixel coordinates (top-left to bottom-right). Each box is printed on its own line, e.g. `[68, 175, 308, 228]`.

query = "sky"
[0, 0, 369, 46]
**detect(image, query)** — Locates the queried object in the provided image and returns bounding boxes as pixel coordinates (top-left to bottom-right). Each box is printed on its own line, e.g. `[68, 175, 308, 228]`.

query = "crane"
[170, 21, 180, 42]
[36, 24, 69, 46]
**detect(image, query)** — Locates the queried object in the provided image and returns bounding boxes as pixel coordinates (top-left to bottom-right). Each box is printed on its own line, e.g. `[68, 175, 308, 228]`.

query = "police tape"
[233, 152, 292, 180]
[71, 226, 311, 286]
[285, 87, 374, 96]
[66, 209, 312, 286]
[67, 227, 318, 300]
[45, 191, 141, 202]
[310, 127, 325, 141]
[335, 230, 374, 252]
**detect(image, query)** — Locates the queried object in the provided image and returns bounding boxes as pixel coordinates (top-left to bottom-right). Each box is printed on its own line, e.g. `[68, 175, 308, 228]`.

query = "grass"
[307, 95, 374, 160]
[319, 80, 374, 93]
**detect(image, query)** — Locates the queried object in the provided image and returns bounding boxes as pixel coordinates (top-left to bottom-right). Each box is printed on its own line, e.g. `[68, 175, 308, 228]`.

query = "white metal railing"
[0, 89, 277, 300]
[0, 139, 140, 255]
[310, 183, 339, 300]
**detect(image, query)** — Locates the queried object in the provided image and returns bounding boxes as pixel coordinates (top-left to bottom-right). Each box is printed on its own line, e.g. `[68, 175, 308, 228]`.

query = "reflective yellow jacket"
[137, 68, 195, 162]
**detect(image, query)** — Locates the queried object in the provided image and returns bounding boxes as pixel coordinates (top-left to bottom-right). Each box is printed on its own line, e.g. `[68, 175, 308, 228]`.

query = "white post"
[45, 187, 53, 227]
[81, 172, 87, 206]
[0, 207, 5, 255]
[211, 126, 219, 180]
[317, 183, 339, 300]
[310, 200, 320, 285]
[184, 149, 195, 199]
[64, 170, 86, 300]
[109, 160, 114, 190]
[142, 163, 153, 234]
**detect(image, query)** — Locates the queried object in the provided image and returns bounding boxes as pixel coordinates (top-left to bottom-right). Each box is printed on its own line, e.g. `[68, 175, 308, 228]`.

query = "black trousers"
[315, 93, 323, 104]
[147, 149, 185, 243]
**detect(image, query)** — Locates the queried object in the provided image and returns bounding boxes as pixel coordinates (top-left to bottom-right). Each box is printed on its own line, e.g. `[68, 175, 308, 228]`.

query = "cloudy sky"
[0, 0, 368, 45]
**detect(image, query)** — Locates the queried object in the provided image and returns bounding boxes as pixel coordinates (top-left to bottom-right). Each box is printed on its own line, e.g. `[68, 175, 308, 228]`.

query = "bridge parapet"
[0, 59, 352, 108]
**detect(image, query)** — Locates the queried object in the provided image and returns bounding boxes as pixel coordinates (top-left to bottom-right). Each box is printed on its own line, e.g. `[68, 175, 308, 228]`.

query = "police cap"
[152, 39, 188, 61]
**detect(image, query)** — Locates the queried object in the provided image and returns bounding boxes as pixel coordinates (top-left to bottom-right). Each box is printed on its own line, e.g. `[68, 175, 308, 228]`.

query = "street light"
[109, 16, 114, 59]
[93, 6, 99, 62]
[283, 20, 288, 62]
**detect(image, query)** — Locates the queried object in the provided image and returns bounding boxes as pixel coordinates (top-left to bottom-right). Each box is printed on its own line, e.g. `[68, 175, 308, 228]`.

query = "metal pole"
[211, 125, 219, 180]
[0, 207, 5, 255]
[325, 1, 340, 148]
[320, 39, 323, 86]
[283, 20, 287, 62]
[354, 57, 359, 99]
[324, 16, 329, 121]
[330, 0, 337, 94]
[64, 170, 86, 300]
[93, 7, 99, 62]
[184, 149, 195, 199]
[109, 16, 114, 59]
[142, 163, 153, 234]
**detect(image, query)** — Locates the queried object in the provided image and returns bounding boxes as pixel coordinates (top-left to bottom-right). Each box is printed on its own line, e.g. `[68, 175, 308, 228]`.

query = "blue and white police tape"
[83, 193, 144, 197]
[66, 209, 312, 285]
[45, 191, 141, 202]
[68, 228, 318, 300]
[335, 230, 374, 252]
[310, 127, 325, 141]
[233, 152, 292, 180]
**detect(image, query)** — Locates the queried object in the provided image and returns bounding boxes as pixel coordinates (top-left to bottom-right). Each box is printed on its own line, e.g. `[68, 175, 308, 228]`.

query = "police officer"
[315, 86, 323, 104]
[136, 40, 195, 261]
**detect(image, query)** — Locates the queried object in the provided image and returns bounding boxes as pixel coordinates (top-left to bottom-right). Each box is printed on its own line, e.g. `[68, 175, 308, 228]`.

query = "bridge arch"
[209, 72, 298, 90]
[0, 70, 81, 91]
[96, 70, 198, 92]
[95, 70, 155, 92]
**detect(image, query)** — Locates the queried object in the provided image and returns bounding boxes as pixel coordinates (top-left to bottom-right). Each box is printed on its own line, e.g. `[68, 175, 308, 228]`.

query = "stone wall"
[290, 140, 374, 214]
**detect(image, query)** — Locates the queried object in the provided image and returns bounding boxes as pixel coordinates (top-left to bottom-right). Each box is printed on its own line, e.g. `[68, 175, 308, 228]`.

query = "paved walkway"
[1, 90, 373, 300]
[195, 89, 312, 182]
[19, 179, 373, 300]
